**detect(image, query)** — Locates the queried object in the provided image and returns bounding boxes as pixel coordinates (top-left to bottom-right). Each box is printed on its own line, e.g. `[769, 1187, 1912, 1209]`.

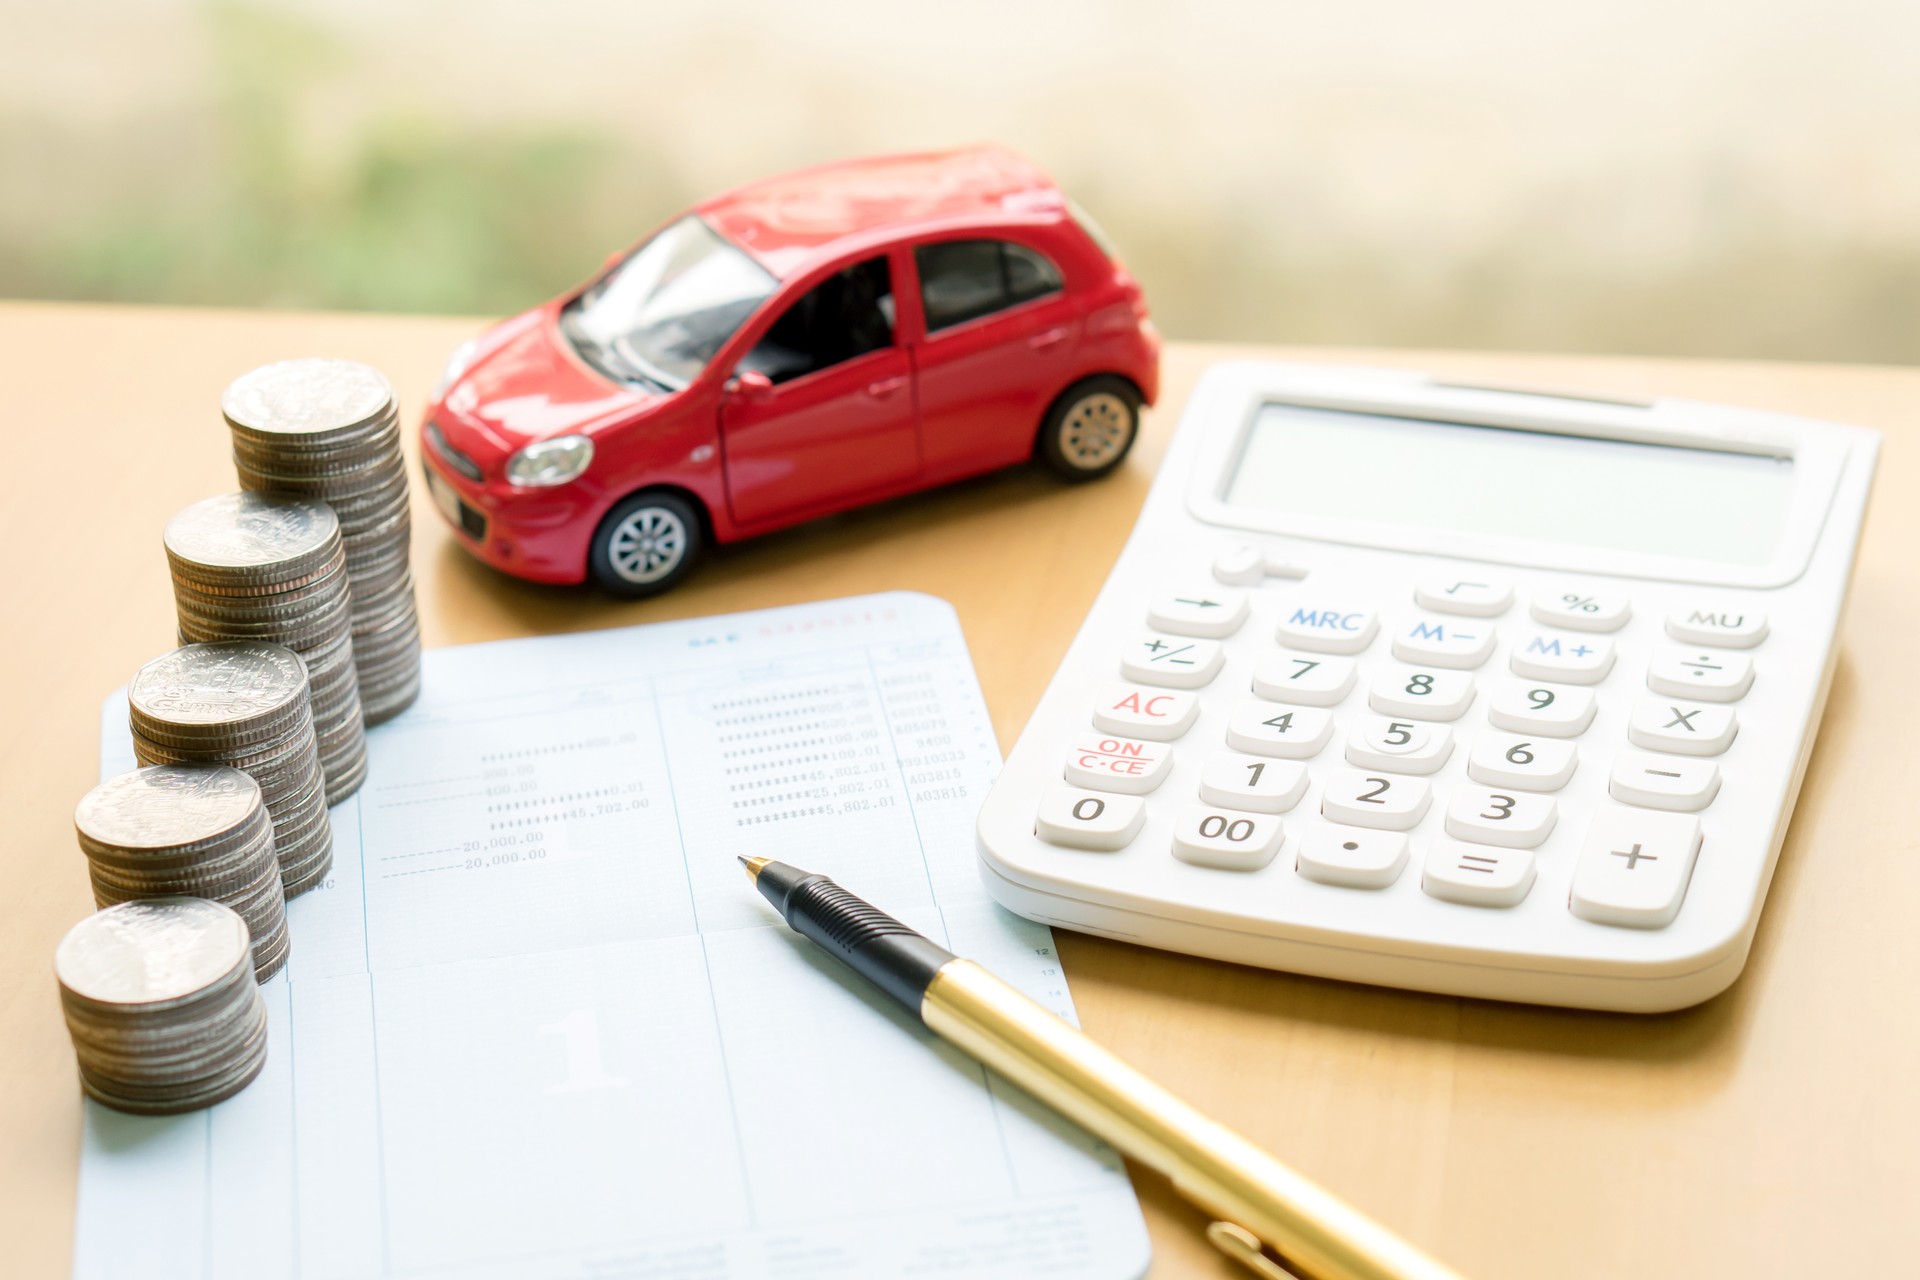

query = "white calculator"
[976, 362, 1879, 1011]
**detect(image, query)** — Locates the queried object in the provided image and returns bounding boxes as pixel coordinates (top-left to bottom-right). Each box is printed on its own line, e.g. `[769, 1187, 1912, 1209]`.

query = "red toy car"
[421, 145, 1160, 595]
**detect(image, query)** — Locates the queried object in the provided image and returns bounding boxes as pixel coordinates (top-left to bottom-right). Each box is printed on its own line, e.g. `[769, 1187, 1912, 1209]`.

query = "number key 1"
[1198, 752, 1308, 814]
[1487, 682, 1596, 737]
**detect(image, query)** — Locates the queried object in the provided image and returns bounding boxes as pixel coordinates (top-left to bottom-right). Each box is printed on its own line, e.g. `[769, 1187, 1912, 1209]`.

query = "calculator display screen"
[1223, 404, 1795, 565]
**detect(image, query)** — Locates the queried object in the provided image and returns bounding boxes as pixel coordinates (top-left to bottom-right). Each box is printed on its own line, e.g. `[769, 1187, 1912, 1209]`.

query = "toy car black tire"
[1037, 376, 1141, 482]
[588, 490, 706, 597]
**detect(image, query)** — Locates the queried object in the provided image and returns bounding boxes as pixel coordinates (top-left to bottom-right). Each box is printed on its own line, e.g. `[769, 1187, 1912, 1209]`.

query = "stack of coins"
[74, 765, 290, 980]
[128, 642, 333, 898]
[164, 491, 368, 802]
[56, 898, 269, 1115]
[223, 359, 422, 725]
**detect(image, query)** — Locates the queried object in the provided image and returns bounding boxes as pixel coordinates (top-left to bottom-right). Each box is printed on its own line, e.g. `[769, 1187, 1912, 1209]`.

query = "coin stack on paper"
[128, 641, 334, 898]
[56, 898, 270, 1115]
[164, 491, 368, 802]
[223, 358, 422, 725]
[74, 764, 290, 980]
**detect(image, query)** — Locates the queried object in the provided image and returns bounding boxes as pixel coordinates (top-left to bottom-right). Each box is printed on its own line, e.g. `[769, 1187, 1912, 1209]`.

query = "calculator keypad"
[1030, 577, 1768, 933]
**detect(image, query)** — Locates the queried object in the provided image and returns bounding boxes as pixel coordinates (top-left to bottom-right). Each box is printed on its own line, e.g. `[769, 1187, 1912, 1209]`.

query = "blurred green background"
[4, 0, 1917, 361]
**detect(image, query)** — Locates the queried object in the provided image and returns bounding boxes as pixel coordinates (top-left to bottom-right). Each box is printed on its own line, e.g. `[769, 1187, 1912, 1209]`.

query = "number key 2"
[1321, 768, 1432, 831]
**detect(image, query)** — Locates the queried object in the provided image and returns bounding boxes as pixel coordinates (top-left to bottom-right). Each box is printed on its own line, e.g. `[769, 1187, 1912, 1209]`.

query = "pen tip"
[739, 855, 770, 883]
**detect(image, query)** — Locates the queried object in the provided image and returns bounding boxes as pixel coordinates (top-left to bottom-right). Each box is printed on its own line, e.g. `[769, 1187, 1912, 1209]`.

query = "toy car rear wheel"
[589, 491, 705, 597]
[1038, 376, 1140, 481]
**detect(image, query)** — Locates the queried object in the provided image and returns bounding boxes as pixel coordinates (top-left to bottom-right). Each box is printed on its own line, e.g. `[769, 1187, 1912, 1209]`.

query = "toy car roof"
[696, 145, 1065, 279]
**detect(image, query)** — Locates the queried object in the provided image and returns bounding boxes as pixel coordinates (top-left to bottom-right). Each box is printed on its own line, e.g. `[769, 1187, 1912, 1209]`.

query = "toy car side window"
[737, 256, 895, 384]
[917, 240, 1063, 333]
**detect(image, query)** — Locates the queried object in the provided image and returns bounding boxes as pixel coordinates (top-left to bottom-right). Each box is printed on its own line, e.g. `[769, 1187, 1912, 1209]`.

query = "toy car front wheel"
[1037, 376, 1141, 481]
[588, 491, 705, 597]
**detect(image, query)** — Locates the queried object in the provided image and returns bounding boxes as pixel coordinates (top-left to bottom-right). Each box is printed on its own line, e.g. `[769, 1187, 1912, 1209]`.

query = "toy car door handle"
[867, 375, 908, 398]
[1028, 326, 1070, 350]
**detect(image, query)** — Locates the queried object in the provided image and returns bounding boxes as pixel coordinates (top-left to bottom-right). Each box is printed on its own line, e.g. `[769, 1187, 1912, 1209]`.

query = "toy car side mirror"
[729, 371, 775, 401]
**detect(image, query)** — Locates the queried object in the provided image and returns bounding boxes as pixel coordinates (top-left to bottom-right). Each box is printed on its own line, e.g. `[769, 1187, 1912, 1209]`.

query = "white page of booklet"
[78, 591, 1148, 1280]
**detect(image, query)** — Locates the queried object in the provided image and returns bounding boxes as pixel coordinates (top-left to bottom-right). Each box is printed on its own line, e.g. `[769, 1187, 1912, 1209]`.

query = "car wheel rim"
[606, 507, 688, 584]
[1059, 392, 1132, 469]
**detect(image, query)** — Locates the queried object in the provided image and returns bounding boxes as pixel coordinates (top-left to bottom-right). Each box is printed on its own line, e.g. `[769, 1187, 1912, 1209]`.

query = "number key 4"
[1226, 700, 1334, 759]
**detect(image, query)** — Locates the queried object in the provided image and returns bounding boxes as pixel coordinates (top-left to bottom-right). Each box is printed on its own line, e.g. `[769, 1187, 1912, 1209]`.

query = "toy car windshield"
[561, 215, 776, 390]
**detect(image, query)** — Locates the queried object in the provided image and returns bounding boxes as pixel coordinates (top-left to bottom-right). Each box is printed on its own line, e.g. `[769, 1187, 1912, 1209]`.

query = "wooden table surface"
[2, 300, 1916, 1279]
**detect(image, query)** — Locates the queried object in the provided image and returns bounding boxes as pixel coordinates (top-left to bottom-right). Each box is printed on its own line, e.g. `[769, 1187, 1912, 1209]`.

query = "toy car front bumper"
[420, 454, 593, 585]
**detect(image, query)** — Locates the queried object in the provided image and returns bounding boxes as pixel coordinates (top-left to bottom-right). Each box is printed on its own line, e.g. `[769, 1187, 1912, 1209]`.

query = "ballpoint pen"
[740, 856, 1468, 1280]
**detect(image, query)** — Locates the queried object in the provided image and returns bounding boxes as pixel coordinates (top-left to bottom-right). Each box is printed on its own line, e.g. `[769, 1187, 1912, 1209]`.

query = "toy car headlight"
[432, 338, 479, 401]
[506, 436, 595, 488]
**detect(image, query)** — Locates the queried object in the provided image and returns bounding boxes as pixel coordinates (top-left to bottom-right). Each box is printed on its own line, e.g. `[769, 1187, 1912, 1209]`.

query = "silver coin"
[222, 359, 395, 439]
[55, 898, 252, 1008]
[164, 492, 341, 580]
[74, 765, 262, 854]
[128, 642, 309, 738]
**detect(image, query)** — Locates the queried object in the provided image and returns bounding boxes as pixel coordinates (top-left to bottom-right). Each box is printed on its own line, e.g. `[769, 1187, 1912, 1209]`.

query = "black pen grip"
[754, 863, 955, 1013]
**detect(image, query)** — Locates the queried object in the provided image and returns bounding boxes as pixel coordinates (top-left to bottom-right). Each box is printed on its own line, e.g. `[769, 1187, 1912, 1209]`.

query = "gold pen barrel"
[921, 959, 1466, 1280]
